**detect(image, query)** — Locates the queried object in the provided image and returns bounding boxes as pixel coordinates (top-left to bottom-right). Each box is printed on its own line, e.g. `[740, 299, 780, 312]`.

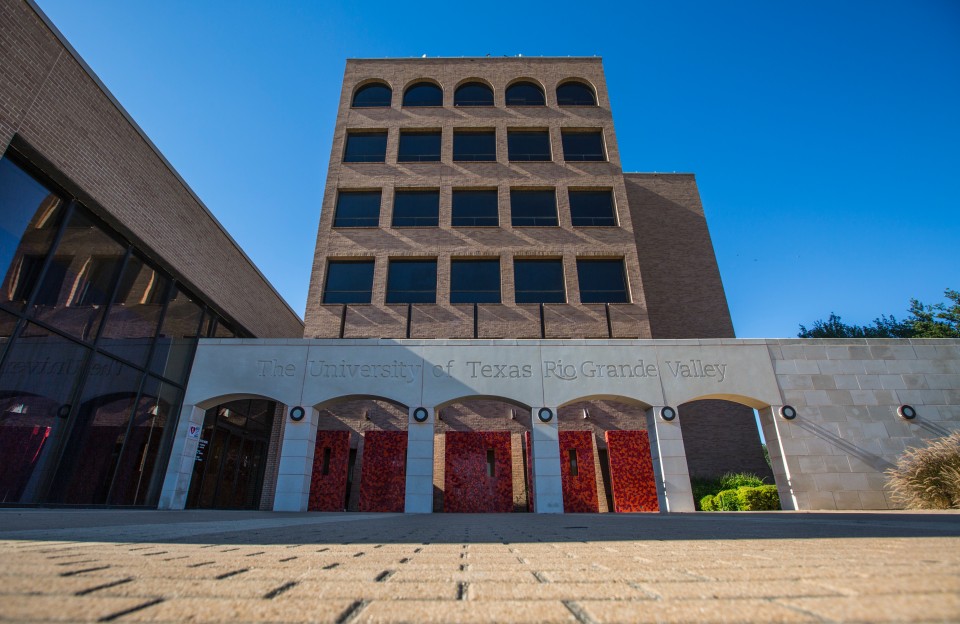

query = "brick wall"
[0, 1, 302, 338]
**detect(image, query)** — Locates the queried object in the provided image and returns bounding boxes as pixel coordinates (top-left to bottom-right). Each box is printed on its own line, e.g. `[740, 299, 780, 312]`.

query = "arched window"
[454, 81, 494, 107]
[352, 82, 392, 108]
[505, 81, 545, 106]
[556, 81, 596, 106]
[403, 81, 443, 107]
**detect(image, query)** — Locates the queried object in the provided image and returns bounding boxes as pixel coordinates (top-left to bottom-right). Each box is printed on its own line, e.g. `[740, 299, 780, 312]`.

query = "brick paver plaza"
[1, 510, 958, 623]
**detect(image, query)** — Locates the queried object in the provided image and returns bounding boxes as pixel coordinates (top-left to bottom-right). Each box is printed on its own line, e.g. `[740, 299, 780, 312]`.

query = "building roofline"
[346, 56, 603, 61]
[25, 0, 304, 328]
[623, 172, 697, 177]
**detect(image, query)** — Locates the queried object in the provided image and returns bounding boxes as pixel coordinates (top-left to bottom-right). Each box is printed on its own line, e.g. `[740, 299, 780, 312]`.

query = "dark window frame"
[569, 189, 617, 227]
[398, 130, 442, 163]
[392, 190, 440, 227]
[402, 81, 443, 107]
[505, 81, 546, 106]
[343, 131, 388, 163]
[323, 260, 375, 304]
[386, 259, 438, 304]
[510, 189, 558, 227]
[561, 130, 606, 162]
[454, 81, 494, 107]
[451, 189, 499, 227]
[351, 82, 393, 108]
[507, 130, 552, 162]
[556, 81, 597, 106]
[333, 190, 381, 228]
[450, 258, 501, 304]
[576, 258, 630, 303]
[453, 130, 496, 162]
[513, 259, 566, 304]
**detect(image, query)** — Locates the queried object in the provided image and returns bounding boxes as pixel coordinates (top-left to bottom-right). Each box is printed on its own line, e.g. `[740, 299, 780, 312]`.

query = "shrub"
[886, 431, 960, 509]
[718, 472, 765, 490]
[713, 489, 741, 511]
[691, 477, 721, 510]
[737, 485, 781, 511]
[700, 494, 716, 511]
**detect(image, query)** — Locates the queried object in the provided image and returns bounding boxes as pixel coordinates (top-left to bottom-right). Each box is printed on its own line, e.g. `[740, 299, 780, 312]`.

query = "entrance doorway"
[186, 399, 276, 509]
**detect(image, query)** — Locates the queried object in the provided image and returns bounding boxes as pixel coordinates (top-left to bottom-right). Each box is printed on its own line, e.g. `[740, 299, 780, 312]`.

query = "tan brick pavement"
[0, 510, 958, 623]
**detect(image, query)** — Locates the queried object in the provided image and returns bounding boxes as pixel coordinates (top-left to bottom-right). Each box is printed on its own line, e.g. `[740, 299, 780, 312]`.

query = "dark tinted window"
[452, 190, 498, 226]
[511, 190, 558, 227]
[508, 130, 551, 162]
[403, 82, 443, 106]
[569, 190, 616, 226]
[344, 132, 387, 163]
[514, 259, 565, 303]
[324, 261, 375, 304]
[334, 191, 381, 227]
[577, 259, 629, 303]
[386, 259, 437, 303]
[451, 259, 500, 303]
[506, 81, 545, 106]
[392, 190, 439, 227]
[455, 82, 494, 106]
[398, 131, 441, 162]
[556, 81, 596, 106]
[352, 82, 392, 107]
[453, 130, 496, 161]
[562, 131, 606, 161]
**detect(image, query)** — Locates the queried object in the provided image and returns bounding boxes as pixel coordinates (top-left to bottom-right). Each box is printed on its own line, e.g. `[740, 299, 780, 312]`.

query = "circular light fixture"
[413, 407, 429, 423]
[56, 404, 71, 419]
[289, 406, 306, 422]
[779, 405, 797, 420]
[537, 407, 553, 423]
[660, 406, 677, 422]
[897, 404, 917, 420]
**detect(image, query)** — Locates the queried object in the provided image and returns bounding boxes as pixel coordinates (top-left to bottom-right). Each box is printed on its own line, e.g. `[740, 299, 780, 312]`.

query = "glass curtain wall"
[0, 152, 244, 506]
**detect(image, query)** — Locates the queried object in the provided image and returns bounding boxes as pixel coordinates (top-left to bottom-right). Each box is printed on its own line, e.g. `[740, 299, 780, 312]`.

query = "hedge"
[699, 485, 781, 511]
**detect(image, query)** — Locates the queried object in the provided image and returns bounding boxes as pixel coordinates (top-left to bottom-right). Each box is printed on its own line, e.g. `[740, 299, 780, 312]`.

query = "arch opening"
[454, 81, 494, 106]
[556, 80, 597, 106]
[505, 80, 545, 106]
[403, 81, 443, 107]
[352, 81, 392, 108]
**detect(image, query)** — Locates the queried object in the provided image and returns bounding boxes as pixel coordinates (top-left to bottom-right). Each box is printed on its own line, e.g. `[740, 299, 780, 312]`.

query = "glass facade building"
[0, 152, 249, 507]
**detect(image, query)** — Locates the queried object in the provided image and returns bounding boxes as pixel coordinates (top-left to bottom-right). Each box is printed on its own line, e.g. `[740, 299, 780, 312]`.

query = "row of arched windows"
[353, 79, 597, 108]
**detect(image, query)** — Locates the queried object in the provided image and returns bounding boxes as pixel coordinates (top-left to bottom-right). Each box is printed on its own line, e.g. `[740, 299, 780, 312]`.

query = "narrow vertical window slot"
[486, 449, 496, 477]
[321, 448, 332, 476]
[569, 449, 579, 476]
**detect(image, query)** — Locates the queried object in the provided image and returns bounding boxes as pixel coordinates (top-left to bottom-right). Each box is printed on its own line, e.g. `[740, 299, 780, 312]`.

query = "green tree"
[798, 288, 959, 339]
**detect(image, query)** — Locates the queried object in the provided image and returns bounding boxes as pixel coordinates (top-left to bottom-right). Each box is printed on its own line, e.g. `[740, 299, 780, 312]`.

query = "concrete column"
[158, 404, 205, 510]
[404, 406, 435, 513]
[273, 406, 318, 512]
[758, 406, 798, 510]
[645, 406, 695, 512]
[530, 407, 563, 514]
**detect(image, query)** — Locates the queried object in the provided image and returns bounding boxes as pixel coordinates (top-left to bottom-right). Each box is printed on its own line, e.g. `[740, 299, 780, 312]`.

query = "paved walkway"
[1, 510, 959, 623]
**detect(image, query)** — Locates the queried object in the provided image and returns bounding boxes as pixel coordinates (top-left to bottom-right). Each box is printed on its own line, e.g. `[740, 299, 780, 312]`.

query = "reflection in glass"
[0, 323, 88, 503]
[30, 209, 126, 342]
[108, 377, 181, 505]
[100, 255, 169, 367]
[47, 353, 142, 504]
[0, 157, 64, 311]
[150, 286, 203, 383]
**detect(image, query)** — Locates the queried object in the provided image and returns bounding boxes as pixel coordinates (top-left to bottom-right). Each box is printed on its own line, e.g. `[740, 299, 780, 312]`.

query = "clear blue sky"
[34, 0, 960, 337]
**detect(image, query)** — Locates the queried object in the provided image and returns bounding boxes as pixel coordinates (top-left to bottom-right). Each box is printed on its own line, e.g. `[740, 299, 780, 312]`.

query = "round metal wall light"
[779, 405, 797, 420]
[537, 407, 554, 423]
[659, 406, 677, 422]
[56, 404, 71, 419]
[289, 406, 306, 422]
[897, 404, 917, 420]
[413, 407, 429, 423]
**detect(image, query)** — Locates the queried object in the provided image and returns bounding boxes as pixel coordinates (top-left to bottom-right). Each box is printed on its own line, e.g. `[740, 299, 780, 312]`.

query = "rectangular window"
[398, 131, 441, 162]
[514, 259, 565, 303]
[450, 259, 500, 304]
[577, 259, 629, 303]
[323, 260, 375, 304]
[451, 190, 498, 227]
[333, 191, 381, 227]
[321, 448, 332, 476]
[392, 190, 439, 227]
[510, 189, 558, 227]
[507, 130, 551, 162]
[569, 190, 617, 227]
[73, 256, 122, 306]
[569, 449, 579, 476]
[386, 259, 437, 303]
[453, 130, 496, 161]
[486, 449, 496, 477]
[562, 130, 606, 162]
[343, 131, 387, 163]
